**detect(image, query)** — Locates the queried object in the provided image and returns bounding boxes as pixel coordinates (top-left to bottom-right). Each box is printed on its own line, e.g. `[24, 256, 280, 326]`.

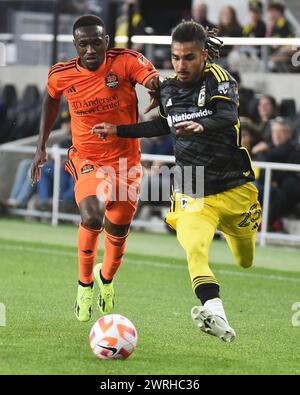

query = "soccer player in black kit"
[92, 21, 262, 343]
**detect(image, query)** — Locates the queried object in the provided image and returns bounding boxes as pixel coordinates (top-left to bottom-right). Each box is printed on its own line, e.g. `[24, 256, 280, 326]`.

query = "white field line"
[1, 243, 300, 284]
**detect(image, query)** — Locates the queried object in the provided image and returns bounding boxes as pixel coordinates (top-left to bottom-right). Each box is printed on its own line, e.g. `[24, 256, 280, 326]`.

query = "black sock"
[100, 270, 112, 284]
[78, 280, 93, 288]
[195, 283, 220, 305]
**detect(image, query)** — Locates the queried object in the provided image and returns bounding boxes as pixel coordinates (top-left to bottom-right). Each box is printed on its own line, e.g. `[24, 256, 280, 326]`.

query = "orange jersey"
[48, 48, 158, 167]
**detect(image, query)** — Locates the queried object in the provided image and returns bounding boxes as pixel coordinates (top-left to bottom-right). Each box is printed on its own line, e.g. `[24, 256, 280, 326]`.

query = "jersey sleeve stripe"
[48, 65, 77, 78]
[140, 70, 158, 86]
[65, 163, 76, 181]
[220, 67, 231, 81]
[210, 95, 232, 101]
[107, 48, 138, 55]
[68, 160, 78, 180]
[213, 64, 229, 81]
[211, 65, 226, 82]
[50, 60, 76, 71]
[49, 61, 76, 75]
[210, 67, 222, 83]
[106, 52, 137, 59]
[106, 49, 139, 58]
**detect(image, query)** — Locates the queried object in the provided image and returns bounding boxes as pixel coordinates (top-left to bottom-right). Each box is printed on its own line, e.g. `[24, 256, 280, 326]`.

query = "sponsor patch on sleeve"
[138, 55, 149, 66]
[218, 81, 230, 95]
[81, 164, 94, 174]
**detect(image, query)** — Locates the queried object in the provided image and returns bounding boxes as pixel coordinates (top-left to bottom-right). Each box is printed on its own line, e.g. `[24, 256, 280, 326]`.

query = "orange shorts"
[65, 147, 142, 225]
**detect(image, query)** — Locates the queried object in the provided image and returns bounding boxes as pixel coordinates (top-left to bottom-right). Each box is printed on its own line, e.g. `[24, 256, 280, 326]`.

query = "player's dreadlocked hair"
[171, 20, 223, 62]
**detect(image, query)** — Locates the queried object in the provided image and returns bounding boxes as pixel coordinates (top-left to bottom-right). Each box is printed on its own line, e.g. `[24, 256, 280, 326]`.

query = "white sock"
[204, 298, 228, 324]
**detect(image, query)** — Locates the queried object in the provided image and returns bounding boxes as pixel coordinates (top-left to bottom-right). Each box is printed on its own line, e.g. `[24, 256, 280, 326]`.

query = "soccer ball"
[89, 314, 138, 360]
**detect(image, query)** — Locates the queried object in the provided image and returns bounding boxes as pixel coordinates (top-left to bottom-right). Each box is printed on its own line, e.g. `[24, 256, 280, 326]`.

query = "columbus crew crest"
[105, 73, 119, 89]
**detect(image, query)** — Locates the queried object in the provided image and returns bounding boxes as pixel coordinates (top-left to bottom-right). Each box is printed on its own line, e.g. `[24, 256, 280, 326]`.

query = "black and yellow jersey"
[117, 62, 255, 197]
[271, 17, 294, 38]
[158, 62, 255, 196]
[243, 20, 266, 38]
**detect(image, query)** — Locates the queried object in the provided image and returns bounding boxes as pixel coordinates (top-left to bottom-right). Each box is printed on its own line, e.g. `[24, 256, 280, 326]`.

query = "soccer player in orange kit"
[31, 15, 159, 322]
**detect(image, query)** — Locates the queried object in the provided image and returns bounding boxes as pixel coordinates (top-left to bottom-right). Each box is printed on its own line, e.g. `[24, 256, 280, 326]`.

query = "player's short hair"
[73, 14, 105, 37]
[171, 20, 223, 62]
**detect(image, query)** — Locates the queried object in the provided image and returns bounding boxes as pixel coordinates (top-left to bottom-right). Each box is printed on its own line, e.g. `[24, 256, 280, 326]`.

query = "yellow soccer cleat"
[93, 263, 115, 315]
[74, 283, 93, 322]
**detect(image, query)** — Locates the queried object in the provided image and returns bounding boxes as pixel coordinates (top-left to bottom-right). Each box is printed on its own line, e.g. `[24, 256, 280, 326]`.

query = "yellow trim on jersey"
[206, 63, 230, 83]
[204, 63, 212, 72]
[212, 65, 224, 82]
[212, 64, 229, 82]
[210, 95, 231, 101]
[234, 118, 241, 146]
[240, 146, 253, 164]
[210, 66, 222, 82]
[202, 63, 212, 77]
[158, 106, 167, 119]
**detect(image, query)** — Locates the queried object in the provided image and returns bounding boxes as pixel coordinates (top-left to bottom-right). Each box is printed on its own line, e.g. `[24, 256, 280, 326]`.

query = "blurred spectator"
[254, 117, 295, 230]
[191, 0, 215, 30]
[268, 132, 300, 226]
[0, 84, 18, 144]
[266, 2, 294, 38]
[141, 134, 173, 156]
[140, 0, 191, 35]
[242, 0, 266, 60]
[256, 95, 277, 143]
[6, 107, 75, 215]
[240, 117, 260, 154]
[7, 84, 41, 142]
[253, 117, 293, 160]
[31, 112, 75, 213]
[243, 0, 266, 38]
[6, 159, 36, 208]
[266, 2, 295, 72]
[217, 5, 243, 68]
[35, 161, 75, 212]
[136, 122, 174, 221]
[230, 71, 255, 119]
[115, 0, 147, 52]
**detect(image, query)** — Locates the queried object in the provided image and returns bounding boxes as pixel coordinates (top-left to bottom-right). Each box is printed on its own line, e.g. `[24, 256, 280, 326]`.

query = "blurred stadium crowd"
[0, 0, 300, 233]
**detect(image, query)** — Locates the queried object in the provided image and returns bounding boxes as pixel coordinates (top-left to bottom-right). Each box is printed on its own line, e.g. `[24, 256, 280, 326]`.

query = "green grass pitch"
[1, 219, 300, 375]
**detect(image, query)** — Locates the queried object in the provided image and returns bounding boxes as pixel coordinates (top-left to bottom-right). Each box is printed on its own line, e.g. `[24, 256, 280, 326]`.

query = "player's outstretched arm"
[92, 117, 170, 141]
[175, 100, 238, 136]
[31, 93, 61, 184]
[144, 76, 160, 114]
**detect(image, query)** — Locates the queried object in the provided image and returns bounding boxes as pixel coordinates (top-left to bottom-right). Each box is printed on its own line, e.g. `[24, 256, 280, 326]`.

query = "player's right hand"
[144, 76, 160, 114]
[31, 149, 48, 184]
[92, 122, 117, 140]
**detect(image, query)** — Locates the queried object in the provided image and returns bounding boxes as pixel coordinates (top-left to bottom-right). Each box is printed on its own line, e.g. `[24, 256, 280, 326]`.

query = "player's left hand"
[92, 122, 117, 140]
[144, 76, 160, 114]
[175, 121, 204, 135]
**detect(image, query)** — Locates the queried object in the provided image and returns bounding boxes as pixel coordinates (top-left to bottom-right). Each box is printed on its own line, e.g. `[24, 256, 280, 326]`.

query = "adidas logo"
[166, 98, 173, 107]
[67, 86, 76, 93]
